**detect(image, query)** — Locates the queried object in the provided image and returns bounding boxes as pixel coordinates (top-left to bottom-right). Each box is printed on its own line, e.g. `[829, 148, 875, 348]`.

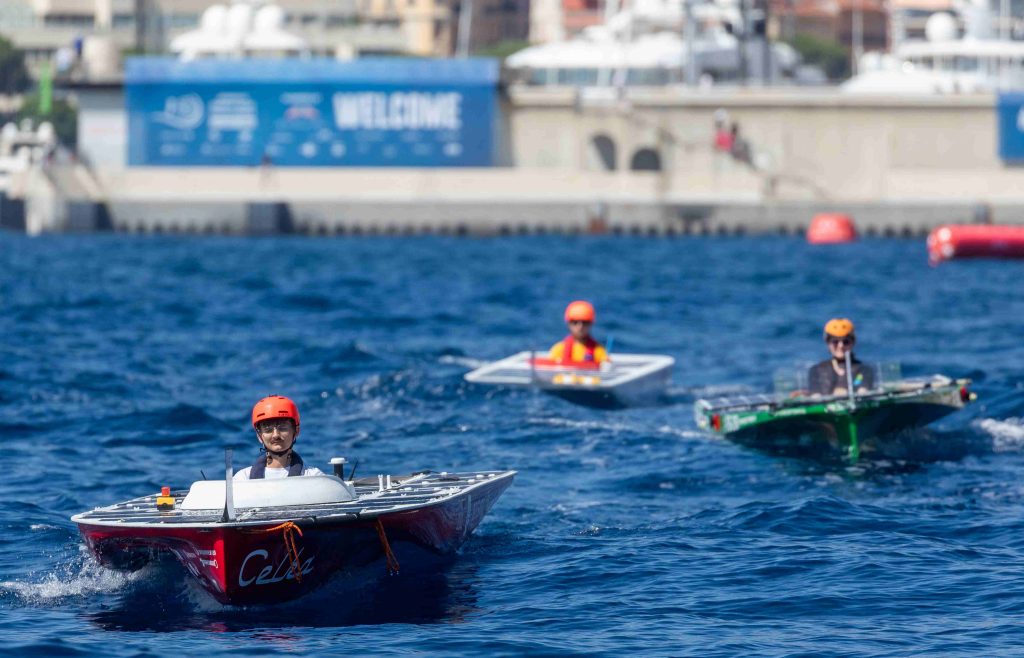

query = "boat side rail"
[698, 377, 968, 415]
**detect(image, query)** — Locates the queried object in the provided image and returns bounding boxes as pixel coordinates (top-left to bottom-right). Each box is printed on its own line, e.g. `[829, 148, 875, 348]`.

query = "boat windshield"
[772, 362, 902, 396]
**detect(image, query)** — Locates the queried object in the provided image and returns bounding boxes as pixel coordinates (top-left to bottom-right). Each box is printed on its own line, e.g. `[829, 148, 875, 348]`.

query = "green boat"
[694, 374, 975, 461]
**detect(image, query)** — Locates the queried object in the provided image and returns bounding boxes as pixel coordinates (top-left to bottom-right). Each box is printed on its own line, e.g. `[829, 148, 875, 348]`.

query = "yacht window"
[626, 68, 668, 86]
[954, 56, 978, 72]
[556, 68, 598, 86]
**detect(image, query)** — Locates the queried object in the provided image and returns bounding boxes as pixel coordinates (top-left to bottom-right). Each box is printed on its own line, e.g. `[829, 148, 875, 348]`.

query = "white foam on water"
[530, 417, 635, 434]
[976, 417, 1024, 452]
[656, 425, 704, 440]
[0, 549, 139, 604]
[438, 355, 487, 369]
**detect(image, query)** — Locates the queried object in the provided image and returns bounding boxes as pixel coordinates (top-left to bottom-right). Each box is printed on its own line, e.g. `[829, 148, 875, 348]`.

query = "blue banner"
[126, 58, 498, 167]
[998, 93, 1024, 163]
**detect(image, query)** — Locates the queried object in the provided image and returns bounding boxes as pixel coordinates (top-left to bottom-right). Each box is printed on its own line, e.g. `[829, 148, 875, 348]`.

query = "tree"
[476, 40, 531, 60]
[18, 94, 78, 148]
[787, 33, 850, 81]
[0, 34, 30, 95]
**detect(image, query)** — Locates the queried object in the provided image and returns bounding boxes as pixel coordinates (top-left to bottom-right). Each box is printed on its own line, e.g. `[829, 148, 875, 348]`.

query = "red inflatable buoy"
[807, 213, 857, 244]
[927, 224, 1024, 265]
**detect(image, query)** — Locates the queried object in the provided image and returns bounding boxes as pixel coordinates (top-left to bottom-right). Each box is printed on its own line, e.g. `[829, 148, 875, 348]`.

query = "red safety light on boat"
[711, 414, 722, 431]
[807, 213, 857, 244]
[927, 224, 1024, 265]
[156, 486, 175, 511]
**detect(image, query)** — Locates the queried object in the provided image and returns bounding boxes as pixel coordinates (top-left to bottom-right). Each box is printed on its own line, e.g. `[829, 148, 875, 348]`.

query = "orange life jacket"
[558, 335, 599, 364]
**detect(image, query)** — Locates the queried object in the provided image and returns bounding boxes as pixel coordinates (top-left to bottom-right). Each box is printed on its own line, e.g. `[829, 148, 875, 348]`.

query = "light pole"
[851, 0, 863, 75]
[457, 0, 474, 57]
[684, 0, 698, 86]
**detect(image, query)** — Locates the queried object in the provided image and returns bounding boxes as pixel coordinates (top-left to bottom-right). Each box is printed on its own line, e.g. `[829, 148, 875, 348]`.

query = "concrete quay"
[7, 87, 1024, 236]
[32, 165, 1017, 237]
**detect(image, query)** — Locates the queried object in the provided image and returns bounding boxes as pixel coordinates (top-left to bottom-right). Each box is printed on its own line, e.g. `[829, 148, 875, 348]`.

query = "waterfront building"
[0, 0, 529, 70]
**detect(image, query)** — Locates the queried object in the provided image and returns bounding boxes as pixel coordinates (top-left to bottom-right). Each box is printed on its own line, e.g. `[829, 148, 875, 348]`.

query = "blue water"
[3, 235, 1024, 656]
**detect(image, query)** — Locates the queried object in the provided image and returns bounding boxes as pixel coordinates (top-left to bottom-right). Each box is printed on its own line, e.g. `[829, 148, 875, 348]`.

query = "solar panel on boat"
[73, 471, 513, 528]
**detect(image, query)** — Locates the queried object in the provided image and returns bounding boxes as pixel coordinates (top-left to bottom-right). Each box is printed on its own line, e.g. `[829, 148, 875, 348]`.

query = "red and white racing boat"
[72, 456, 515, 605]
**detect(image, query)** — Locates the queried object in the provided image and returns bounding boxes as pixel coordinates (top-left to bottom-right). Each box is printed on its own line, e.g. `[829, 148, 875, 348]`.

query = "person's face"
[568, 319, 592, 339]
[827, 335, 854, 360]
[256, 419, 296, 453]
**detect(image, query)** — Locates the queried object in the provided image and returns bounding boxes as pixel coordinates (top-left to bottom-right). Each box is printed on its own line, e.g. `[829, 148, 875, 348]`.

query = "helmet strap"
[256, 432, 296, 459]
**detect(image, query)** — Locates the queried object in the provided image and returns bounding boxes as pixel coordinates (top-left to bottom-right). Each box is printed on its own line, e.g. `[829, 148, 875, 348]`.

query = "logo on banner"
[153, 94, 204, 130]
[208, 92, 258, 142]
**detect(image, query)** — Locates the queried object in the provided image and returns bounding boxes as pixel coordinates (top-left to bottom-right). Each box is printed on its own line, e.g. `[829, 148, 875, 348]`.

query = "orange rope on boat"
[374, 519, 401, 575]
[244, 521, 305, 583]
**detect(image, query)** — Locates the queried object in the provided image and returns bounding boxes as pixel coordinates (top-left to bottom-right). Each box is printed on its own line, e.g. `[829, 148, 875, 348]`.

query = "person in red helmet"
[807, 318, 874, 396]
[548, 301, 609, 365]
[234, 395, 324, 480]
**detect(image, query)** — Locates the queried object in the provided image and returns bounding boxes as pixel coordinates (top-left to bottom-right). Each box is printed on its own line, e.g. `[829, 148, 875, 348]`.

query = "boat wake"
[975, 417, 1024, 452]
[83, 559, 481, 631]
[438, 355, 488, 370]
[0, 550, 139, 604]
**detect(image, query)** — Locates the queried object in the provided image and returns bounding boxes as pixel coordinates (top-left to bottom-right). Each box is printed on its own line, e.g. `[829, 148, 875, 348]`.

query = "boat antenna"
[221, 448, 236, 522]
[348, 460, 359, 481]
[200, 469, 207, 480]
[844, 350, 856, 408]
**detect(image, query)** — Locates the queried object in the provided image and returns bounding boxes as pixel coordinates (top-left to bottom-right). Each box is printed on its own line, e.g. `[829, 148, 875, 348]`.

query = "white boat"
[465, 351, 674, 408]
[507, 0, 811, 88]
[843, 3, 1024, 94]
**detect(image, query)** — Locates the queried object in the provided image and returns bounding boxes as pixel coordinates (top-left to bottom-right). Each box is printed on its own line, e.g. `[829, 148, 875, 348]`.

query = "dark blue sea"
[3, 235, 1024, 657]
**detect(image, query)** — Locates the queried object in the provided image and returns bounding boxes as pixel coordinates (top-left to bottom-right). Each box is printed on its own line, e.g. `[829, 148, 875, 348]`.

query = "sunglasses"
[257, 420, 294, 435]
[827, 337, 854, 347]
[568, 320, 592, 326]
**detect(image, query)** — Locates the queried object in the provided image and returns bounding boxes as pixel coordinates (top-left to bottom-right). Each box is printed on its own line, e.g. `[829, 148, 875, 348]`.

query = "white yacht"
[0, 121, 55, 195]
[506, 0, 813, 87]
[843, 0, 1024, 94]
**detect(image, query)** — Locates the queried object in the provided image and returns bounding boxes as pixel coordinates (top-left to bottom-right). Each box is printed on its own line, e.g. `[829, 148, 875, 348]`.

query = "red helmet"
[251, 395, 300, 435]
[564, 300, 596, 323]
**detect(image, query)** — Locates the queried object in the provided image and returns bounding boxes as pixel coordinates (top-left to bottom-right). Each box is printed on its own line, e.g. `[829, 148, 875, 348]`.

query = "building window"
[591, 134, 617, 171]
[630, 148, 661, 171]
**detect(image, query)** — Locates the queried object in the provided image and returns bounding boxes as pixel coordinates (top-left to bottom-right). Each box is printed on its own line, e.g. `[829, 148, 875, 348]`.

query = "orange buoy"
[807, 213, 857, 244]
[927, 224, 1024, 265]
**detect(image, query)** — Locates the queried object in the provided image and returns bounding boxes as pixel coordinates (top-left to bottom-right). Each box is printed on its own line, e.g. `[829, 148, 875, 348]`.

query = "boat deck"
[72, 470, 515, 529]
[465, 351, 674, 390]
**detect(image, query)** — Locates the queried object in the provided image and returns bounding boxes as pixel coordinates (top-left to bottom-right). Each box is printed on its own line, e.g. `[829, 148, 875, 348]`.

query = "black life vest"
[248, 451, 305, 479]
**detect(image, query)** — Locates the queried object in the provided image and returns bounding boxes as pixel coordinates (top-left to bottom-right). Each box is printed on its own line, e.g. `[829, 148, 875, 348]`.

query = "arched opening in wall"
[590, 134, 617, 171]
[630, 148, 661, 171]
